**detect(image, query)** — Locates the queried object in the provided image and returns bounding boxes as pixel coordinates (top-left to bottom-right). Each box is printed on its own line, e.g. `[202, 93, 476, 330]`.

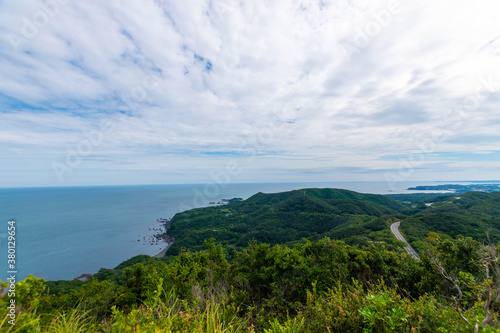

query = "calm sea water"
[0, 181, 449, 281]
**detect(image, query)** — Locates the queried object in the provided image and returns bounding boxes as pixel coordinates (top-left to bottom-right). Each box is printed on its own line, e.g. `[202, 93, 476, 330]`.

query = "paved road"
[390, 221, 419, 259]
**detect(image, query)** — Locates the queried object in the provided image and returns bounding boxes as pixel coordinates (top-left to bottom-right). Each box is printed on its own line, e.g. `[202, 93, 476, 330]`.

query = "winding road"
[390, 221, 419, 259]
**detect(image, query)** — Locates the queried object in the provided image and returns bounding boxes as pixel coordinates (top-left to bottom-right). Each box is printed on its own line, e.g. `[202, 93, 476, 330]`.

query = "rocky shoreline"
[74, 273, 92, 282]
[152, 217, 174, 258]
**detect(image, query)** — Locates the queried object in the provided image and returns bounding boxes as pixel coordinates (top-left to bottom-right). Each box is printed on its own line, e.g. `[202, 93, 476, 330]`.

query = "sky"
[0, 0, 499, 187]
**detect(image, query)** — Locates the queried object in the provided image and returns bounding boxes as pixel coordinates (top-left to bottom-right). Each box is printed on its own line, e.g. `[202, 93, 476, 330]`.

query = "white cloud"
[0, 0, 499, 187]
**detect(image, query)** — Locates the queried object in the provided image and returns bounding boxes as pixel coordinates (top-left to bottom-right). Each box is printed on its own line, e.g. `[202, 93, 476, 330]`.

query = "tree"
[430, 236, 500, 331]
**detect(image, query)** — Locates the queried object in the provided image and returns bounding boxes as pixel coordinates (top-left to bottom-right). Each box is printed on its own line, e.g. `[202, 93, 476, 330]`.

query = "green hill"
[166, 188, 408, 256]
[397, 191, 500, 251]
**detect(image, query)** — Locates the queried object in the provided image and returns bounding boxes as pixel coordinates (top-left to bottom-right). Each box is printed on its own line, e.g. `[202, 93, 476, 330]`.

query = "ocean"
[0, 181, 453, 281]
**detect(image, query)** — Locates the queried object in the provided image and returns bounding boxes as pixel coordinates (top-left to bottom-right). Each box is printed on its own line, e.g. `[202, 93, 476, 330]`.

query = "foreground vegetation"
[2, 188, 500, 332]
[2, 236, 500, 332]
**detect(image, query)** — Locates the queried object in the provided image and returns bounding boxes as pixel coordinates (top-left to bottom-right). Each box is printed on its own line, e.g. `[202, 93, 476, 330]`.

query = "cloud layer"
[1, 0, 499, 187]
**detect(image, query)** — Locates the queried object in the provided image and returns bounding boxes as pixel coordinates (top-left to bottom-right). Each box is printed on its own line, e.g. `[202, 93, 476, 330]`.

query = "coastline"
[152, 218, 173, 258]
[153, 243, 171, 258]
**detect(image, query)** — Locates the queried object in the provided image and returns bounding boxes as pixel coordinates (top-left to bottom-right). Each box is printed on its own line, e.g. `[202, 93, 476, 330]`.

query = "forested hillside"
[167, 188, 408, 256]
[166, 188, 500, 257]
[398, 191, 500, 251]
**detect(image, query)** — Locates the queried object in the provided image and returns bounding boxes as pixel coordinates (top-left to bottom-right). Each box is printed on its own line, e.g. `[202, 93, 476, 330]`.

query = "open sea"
[0, 181, 458, 281]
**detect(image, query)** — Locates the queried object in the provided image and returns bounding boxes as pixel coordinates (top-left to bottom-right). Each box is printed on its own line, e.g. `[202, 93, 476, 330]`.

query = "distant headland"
[407, 183, 500, 193]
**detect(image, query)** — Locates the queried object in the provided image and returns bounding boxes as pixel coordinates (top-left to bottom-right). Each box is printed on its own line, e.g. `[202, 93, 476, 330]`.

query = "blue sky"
[0, 0, 500, 187]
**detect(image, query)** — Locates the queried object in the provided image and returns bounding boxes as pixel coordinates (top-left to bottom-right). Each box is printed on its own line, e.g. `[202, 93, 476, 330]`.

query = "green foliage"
[385, 192, 454, 203]
[3, 236, 500, 332]
[5, 188, 500, 332]
[359, 291, 411, 332]
[435, 236, 485, 278]
[264, 316, 304, 333]
[14, 275, 45, 310]
[299, 280, 478, 332]
[114, 254, 160, 269]
[45, 309, 97, 333]
[105, 283, 249, 333]
[299, 281, 365, 332]
[44, 279, 84, 296]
